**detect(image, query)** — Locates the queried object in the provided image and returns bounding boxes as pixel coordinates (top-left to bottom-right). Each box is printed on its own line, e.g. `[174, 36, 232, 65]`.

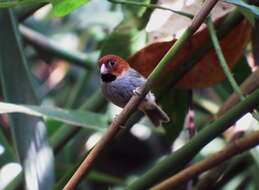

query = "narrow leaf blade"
[0, 9, 54, 190]
[50, 0, 91, 17]
[225, 0, 259, 17]
[0, 102, 108, 130]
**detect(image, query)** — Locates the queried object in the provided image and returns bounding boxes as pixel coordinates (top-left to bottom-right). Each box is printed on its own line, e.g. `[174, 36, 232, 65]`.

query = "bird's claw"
[133, 87, 150, 102]
[119, 125, 126, 129]
[133, 87, 141, 96]
[113, 114, 126, 129]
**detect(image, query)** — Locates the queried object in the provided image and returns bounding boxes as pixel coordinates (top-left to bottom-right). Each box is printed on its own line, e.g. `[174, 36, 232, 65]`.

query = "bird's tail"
[143, 105, 170, 127]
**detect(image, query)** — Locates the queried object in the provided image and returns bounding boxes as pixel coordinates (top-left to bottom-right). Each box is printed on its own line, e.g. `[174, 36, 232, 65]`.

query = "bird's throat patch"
[101, 73, 116, 83]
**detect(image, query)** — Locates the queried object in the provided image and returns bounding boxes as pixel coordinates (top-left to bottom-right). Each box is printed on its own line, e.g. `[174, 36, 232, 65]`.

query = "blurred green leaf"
[121, 0, 151, 18]
[45, 119, 63, 136]
[214, 56, 251, 101]
[225, 0, 259, 17]
[55, 162, 124, 190]
[238, 7, 255, 26]
[3, 172, 23, 190]
[50, 0, 91, 17]
[101, 19, 147, 59]
[0, 0, 46, 8]
[159, 89, 188, 143]
[232, 56, 252, 85]
[101, 0, 154, 58]
[88, 170, 125, 185]
[251, 165, 259, 190]
[0, 102, 108, 130]
[0, 126, 15, 165]
[49, 90, 107, 152]
[0, 9, 54, 190]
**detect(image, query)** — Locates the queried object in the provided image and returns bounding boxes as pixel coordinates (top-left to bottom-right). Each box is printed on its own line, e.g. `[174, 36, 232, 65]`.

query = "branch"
[63, 0, 220, 189]
[127, 88, 259, 190]
[19, 25, 95, 70]
[151, 127, 259, 190]
[216, 70, 259, 118]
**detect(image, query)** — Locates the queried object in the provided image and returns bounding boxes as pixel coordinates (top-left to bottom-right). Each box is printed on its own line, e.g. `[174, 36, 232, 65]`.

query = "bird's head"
[97, 55, 129, 82]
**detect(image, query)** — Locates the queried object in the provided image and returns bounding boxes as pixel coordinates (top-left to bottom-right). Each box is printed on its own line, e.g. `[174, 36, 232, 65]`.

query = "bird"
[97, 54, 169, 127]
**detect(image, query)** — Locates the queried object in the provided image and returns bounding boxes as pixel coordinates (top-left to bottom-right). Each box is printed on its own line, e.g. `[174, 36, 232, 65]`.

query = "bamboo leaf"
[0, 9, 54, 190]
[0, 0, 47, 8]
[0, 102, 108, 130]
[225, 0, 259, 17]
[159, 89, 188, 142]
[50, 0, 91, 17]
[100, 19, 147, 59]
[121, 0, 151, 18]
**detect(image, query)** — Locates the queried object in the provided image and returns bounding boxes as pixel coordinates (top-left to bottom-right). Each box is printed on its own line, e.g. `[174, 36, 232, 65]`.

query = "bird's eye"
[108, 60, 115, 67]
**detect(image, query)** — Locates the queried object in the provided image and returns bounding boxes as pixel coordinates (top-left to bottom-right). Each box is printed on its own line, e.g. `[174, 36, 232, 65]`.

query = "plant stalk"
[151, 121, 259, 189]
[127, 88, 259, 190]
[63, 0, 221, 189]
[207, 17, 245, 101]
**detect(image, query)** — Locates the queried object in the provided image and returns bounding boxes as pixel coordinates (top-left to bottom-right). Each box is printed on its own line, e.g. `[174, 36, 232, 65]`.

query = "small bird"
[97, 55, 169, 127]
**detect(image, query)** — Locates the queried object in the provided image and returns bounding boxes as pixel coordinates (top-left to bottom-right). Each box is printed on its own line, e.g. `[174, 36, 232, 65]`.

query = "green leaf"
[100, 19, 147, 59]
[0, 9, 54, 190]
[213, 56, 251, 102]
[3, 172, 23, 190]
[49, 90, 107, 151]
[0, 125, 15, 165]
[159, 89, 188, 143]
[101, 0, 154, 58]
[50, 0, 91, 17]
[0, 102, 108, 130]
[122, 0, 151, 18]
[238, 7, 255, 26]
[55, 164, 124, 190]
[224, 0, 259, 17]
[0, 0, 47, 8]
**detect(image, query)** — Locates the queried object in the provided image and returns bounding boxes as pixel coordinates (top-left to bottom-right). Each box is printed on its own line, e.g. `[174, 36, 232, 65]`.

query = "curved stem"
[151, 118, 259, 189]
[207, 17, 245, 101]
[63, 0, 221, 189]
[127, 88, 259, 190]
[108, 0, 194, 19]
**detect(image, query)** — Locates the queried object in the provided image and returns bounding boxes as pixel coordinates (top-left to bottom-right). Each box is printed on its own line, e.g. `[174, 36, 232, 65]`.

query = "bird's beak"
[100, 64, 109, 74]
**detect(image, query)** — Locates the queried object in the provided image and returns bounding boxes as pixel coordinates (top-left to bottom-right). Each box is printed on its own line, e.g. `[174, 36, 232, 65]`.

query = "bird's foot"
[133, 87, 141, 96]
[113, 114, 126, 129]
[133, 87, 152, 102]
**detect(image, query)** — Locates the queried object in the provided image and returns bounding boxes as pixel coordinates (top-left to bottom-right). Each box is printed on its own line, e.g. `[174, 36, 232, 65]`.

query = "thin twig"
[108, 0, 194, 19]
[63, 0, 220, 189]
[151, 128, 259, 190]
[128, 88, 259, 190]
[216, 70, 259, 118]
[207, 17, 245, 101]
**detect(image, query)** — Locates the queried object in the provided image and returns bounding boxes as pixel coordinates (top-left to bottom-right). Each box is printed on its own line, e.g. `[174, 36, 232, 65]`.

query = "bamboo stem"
[63, 0, 221, 189]
[151, 120, 259, 190]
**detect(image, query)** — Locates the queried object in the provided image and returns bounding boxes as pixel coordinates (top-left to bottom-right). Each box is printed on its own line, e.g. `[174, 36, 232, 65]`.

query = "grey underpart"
[101, 68, 169, 126]
[102, 68, 151, 107]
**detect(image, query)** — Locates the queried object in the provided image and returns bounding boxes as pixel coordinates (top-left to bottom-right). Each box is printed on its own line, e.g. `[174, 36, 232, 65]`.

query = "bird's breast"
[102, 80, 132, 107]
[101, 69, 146, 108]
